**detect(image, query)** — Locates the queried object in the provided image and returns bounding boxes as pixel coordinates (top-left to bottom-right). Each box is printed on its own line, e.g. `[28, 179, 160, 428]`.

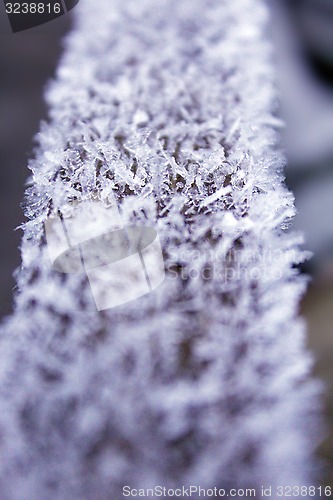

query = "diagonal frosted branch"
[0, 0, 321, 497]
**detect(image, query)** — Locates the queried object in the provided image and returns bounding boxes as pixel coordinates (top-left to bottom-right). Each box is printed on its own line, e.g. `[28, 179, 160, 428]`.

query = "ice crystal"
[0, 0, 321, 498]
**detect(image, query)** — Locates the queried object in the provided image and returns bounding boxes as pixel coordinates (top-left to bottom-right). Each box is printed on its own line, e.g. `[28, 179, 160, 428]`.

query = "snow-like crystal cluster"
[0, 0, 321, 498]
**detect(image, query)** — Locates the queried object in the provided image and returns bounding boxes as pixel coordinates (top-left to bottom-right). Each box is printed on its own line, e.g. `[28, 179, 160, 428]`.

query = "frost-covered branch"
[0, 0, 321, 498]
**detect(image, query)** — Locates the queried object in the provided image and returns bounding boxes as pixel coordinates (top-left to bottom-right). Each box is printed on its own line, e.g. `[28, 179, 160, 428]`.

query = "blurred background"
[0, 4, 70, 317]
[0, 0, 333, 488]
[272, 0, 333, 488]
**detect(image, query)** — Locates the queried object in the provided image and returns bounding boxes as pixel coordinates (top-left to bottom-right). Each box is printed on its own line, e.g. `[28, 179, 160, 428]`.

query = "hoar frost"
[0, 0, 321, 498]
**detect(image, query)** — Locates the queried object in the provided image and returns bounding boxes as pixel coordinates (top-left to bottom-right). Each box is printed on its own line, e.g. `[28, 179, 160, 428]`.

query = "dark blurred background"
[0, 4, 70, 317]
[272, 0, 333, 488]
[0, 0, 333, 489]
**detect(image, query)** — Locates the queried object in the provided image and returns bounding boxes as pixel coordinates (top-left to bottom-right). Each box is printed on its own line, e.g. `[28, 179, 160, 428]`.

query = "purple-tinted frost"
[0, 0, 321, 498]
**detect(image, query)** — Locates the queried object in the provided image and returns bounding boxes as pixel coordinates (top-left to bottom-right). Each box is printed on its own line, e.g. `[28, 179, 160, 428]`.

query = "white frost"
[0, 0, 321, 498]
